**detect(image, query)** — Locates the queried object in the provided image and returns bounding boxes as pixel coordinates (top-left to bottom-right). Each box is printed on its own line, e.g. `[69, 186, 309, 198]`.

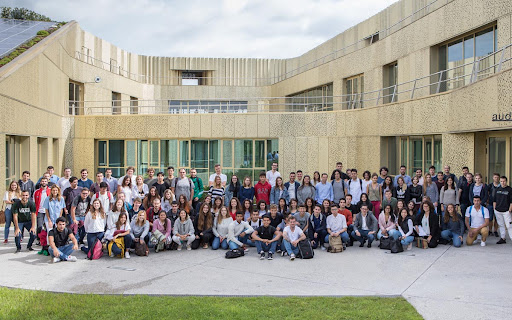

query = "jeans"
[400, 235, 414, 246]
[212, 237, 228, 250]
[494, 210, 512, 241]
[49, 243, 74, 261]
[440, 230, 462, 247]
[228, 231, 254, 249]
[81, 232, 104, 253]
[377, 229, 400, 240]
[351, 229, 375, 244]
[15, 221, 36, 249]
[4, 208, 12, 240]
[310, 229, 327, 248]
[255, 236, 278, 253]
[486, 204, 494, 222]
[282, 239, 299, 256]
[324, 231, 350, 244]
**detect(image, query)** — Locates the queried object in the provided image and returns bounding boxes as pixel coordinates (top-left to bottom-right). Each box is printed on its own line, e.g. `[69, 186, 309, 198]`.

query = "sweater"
[441, 218, 465, 236]
[173, 218, 195, 236]
[130, 219, 150, 240]
[378, 213, 396, 232]
[238, 186, 255, 203]
[153, 218, 172, 238]
[212, 217, 233, 238]
[254, 182, 271, 204]
[424, 183, 439, 205]
[227, 220, 254, 246]
[84, 211, 106, 233]
[296, 185, 316, 205]
[440, 187, 459, 205]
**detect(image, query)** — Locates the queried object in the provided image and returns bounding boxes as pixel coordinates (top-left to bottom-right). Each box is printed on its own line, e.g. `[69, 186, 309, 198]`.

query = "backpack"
[328, 235, 343, 253]
[379, 237, 392, 250]
[87, 238, 104, 260]
[348, 179, 363, 191]
[96, 192, 112, 201]
[107, 237, 125, 258]
[390, 238, 404, 253]
[468, 205, 485, 226]
[298, 239, 314, 259]
[225, 248, 245, 259]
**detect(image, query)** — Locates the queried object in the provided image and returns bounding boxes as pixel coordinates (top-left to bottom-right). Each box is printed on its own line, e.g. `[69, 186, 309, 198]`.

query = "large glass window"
[383, 62, 398, 104]
[344, 75, 364, 109]
[397, 136, 442, 176]
[191, 140, 208, 168]
[108, 140, 124, 177]
[286, 83, 334, 112]
[112, 92, 121, 115]
[488, 137, 506, 183]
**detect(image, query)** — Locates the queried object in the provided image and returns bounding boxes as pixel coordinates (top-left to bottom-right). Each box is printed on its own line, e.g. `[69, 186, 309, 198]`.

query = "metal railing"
[70, 0, 452, 85]
[68, 42, 512, 116]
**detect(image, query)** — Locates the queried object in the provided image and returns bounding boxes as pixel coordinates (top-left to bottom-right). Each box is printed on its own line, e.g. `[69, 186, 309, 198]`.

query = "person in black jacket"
[409, 176, 423, 211]
[415, 201, 440, 248]
[191, 202, 214, 249]
[308, 205, 327, 249]
[393, 177, 411, 204]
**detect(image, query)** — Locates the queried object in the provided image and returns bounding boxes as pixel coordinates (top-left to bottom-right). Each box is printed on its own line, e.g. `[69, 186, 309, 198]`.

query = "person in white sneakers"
[48, 217, 78, 263]
[282, 215, 306, 261]
[172, 210, 195, 250]
[227, 211, 254, 251]
[465, 195, 489, 246]
[493, 176, 512, 244]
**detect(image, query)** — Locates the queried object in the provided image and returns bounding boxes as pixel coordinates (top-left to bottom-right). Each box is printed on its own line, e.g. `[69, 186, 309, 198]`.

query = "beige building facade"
[2, 0, 512, 194]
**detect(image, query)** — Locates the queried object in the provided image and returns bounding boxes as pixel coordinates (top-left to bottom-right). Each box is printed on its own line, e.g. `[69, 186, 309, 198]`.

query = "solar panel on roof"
[0, 18, 56, 58]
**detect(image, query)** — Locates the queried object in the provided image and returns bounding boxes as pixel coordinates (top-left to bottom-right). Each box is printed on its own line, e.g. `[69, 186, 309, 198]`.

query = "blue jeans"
[15, 221, 36, 249]
[441, 230, 462, 247]
[81, 232, 104, 253]
[377, 229, 400, 240]
[212, 237, 228, 250]
[401, 235, 415, 246]
[282, 239, 299, 256]
[228, 231, 254, 249]
[351, 230, 375, 244]
[49, 243, 74, 261]
[76, 217, 86, 244]
[324, 231, 350, 244]
[255, 236, 278, 254]
[4, 208, 12, 240]
[487, 204, 494, 221]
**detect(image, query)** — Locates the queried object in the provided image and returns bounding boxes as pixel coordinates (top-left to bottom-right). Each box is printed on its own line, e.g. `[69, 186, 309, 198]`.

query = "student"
[296, 170, 304, 185]
[90, 182, 114, 213]
[266, 162, 281, 187]
[270, 177, 290, 205]
[344, 195, 358, 217]
[397, 208, 414, 250]
[277, 198, 288, 216]
[435, 172, 445, 192]
[428, 166, 438, 182]
[493, 176, 512, 244]
[152, 211, 172, 252]
[469, 173, 488, 207]
[415, 201, 440, 248]
[57, 168, 72, 194]
[282, 215, 306, 260]
[315, 173, 334, 205]
[118, 167, 137, 188]
[409, 176, 423, 211]
[440, 176, 459, 212]
[90, 172, 110, 195]
[242, 199, 253, 221]
[394, 165, 412, 186]
[312, 171, 321, 186]
[12, 190, 36, 253]
[209, 164, 228, 187]
[457, 166, 469, 189]
[172, 168, 194, 206]
[211, 197, 224, 216]
[48, 217, 78, 263]
[267, 204, 283, 228]
[70, 187, 91, 245]
[160, 189, 175, 212]
[239, 176, 255, 203]
[167, 201, 180, 224]
[42, 186, 66, 254]
[288, 199, 298, 215]
[361, 171, 372, 194]
[332, 170, 347, 204]
[19, 170, 36, 198]
[251, 215, 281, 260]
[293, 204, 310, 235]
[178, 194, 195, 219]
[3, 180, 20, 243]
[393, 177, 410, 204]
[224, 175, 241, 206]
[285, 172, 301, 201]
[458, 173, 473, 218]
[308, 204, 327, 250]
[144, 168, 157, 187]
[377, 205, 399, 240]
[377, 167, 389, 184]
[321, 199, 332, 216]
[367, 173, 382, 218]
[104, 169, 118, 195]
[347, 169, 363, 205]
[212, 207, 233, 250]
[108, 212, 132, 258]
[330, 162, 350, 181]
[326, 203, 350, 250]
[248, 210, 263, 230]
[441, 204, 464, 247]
[487, 173, 501, 237]
[152, 172, 170, 198]
[208, 176, 225, 201]
[192, 203, 214, 249]
[254, 172, 272, 205]
[443, 165, 457, 186]
[227, 211, 254, 250]
[34, 177, 51, 248]
[82, 199, 106, 254]
[466, 196, 490, 246]
[118, 176, 134, 206]
[228, 197, 242, 220]
[305, 197, 315, 215]
[356, 193, 374, 216]
[77, 169, 93, 189]
[338, 198, 354, 245]
[164, 166, 176, 187]
[381, 176, 394, 199]
[35, 172, 55, 190]
[423, 174, 439, 209]
[130, 211, 150, 254]
[106, 199, 130, 240]
[351, 204, 378, 248]
[62, 177, 82, 224]
[415, 169, 424, 186]
[190, 168, 204, 212]
[42, 166, 59, 185]
[132, 175, 149, 202]
[297, 175, 316, 205]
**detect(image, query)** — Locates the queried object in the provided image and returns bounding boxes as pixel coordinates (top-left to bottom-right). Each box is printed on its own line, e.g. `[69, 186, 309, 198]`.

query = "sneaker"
[281, 251, 286, 257]
[202, 243, 209, 249]
[37, 249, 44, 255]
[276, 249, 282, 253]
[125, 251, 130, 259]
[290, 254, 295, 261]
[110, 251, 115, 257]
[15, 248, 21, 253]
[407, 243, 413, 251]
[321, 246, 327, 251]
[267, 253, 273, 260]
[367, 243, 372, 248]
[67, 256, 77, 262]
[494, 231, 499, 237]
[3, 239, 8, 244]
[36, 241, 41, 246]
[481, 241, 486, 247]
[260, 252, 265, 260]
[343, 244, 347, 251]
[497, 238, 507, 244]
[243, 247, 249, 253]
[186, 245, 192, 251]
[42, 250, 49, 256]
[53, 257, 60, 263]
[177, 245, 182, 251]
[27, 246, 34, 251]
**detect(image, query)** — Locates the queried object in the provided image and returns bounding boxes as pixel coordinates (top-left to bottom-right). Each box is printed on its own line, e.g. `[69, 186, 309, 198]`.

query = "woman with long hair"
[332, 170, 346, 204]
[106, 198, 129, 240]
[172, 210, 195, 251]
[270, 177, 289, 205]
[398, 208, 414, 250]
[288, 198, 298, 215]
[132, 175, 149, 202]
[3, 180, 21, 243]
[192, 202, 214, 249]
[242, 199, 253, 221]
[321, 199, 331, 216]
[367, 173, 382, 219]
[377, 204, 398, 240]
[160, 189, 175, 212]
[152, 210, 172, 253]
[305, 197, 315, 215]
[211, 206, 233, 250]
[440, 176, 459, 213]
[211, 196, 224, 216]
[297, 175, 316, 205]
[130, 210, 150, 255]
[118, 176, 134, 206]
[440, 204, 464, 247]
[82, 199, 107, 255]
[224, 175, 241, 206]
[238, 176, 255, 203]
[257, 200, 268, 217]
[362, 170, 372, 194]
[278, 198, 288, 216]
[208, 176, 225, 200]
[40, 185, 66, 255]
[109, 212, 131, 258]
[312, 171, 321, 186]
[381, 176, 394, 199]
[409, 176, 423, 211]
[228, 197, 242, 220]
[143, 186, 161, 210]
[178, 194, 194, 218]
[393, 176, 410, 204]
[414, 201, 440, 248]
[423, 174, 439, 209]
[357, 193, 374, 214]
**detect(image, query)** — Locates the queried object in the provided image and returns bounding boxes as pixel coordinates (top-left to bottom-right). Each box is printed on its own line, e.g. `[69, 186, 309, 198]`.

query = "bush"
[36, 30, 49, 36]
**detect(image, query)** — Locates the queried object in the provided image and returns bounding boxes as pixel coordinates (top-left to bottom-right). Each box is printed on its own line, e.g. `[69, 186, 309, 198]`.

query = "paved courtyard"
[0, 229, 511, 320]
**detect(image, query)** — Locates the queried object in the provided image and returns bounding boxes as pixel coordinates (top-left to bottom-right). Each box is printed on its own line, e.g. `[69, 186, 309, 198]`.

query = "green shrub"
[37, 30, 49, 36]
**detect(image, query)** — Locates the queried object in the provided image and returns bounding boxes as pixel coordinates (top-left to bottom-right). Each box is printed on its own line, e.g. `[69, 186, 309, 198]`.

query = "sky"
[1, 0, 397, 59]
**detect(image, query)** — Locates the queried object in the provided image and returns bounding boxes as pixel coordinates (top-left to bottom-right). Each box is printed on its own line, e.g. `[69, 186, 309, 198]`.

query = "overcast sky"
[2, 0, 397, 58]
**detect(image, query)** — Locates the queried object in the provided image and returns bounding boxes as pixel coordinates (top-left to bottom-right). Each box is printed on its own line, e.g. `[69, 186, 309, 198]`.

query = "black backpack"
[225, 248, 245, 259]
[390, 238, 404, 253]
[298, 239, 314, 259]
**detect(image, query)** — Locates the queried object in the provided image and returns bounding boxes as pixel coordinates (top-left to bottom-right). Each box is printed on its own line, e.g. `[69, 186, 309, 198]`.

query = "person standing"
[12, 190, 37, 253]
[33, 177, 51, 248]
[315, 173, 333, 205]
[266, 162, 281, 188]
[57, 168, 72, 191]
[104, 169, 119, 196]
[209, 164, 227, 187]
[284, 172, 300, 201]
[394, 165, 412, 186]
[330, 162, 349, 181]
[144, 168, 157, 187]
[77, 169, 93, 189]
[19, 171, 36, 198]
[254, 172, 272, 205]
[62, 177, 82, 224]
[493, 176, 512, 244]
[171, 168, 194, 206]
[296, 175, 316, 205]
[347, 169, 363, 205]
[3, 181, 20, 243]
[90, 172, 110, 195]
[190, 168, 204, 212]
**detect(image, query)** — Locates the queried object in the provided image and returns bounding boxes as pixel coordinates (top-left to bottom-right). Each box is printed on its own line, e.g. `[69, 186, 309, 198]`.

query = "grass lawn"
[0, 287, 422, 319]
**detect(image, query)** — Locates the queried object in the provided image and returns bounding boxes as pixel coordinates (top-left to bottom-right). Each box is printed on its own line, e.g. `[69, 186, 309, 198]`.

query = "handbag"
[379, 237, 392, 250]
[135, 241, 149, 256]
[416, 237, 428, 249]
[0, 202, 5, 225]
[390, 238, 404, 253]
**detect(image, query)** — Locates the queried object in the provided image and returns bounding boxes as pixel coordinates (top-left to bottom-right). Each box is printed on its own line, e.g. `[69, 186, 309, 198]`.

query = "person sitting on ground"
[192, 202, 214, 249]
[152, 210, 172, 252]
[293, 204, 310, 235]
[441, 204, 465, 248]
[146, 198, 165, 228]
[414, 201, 440, 248]
[128, 197, 144, 221]
[212, 206, 233, 250]
[308, 204, 327, 250]
[282, 215, 306, 261]
[130, 211, 150, 255]
[351, 204, 378, 248]
[248, 210, 262, 229]
[108, 212, 131, 258]
[82, 198, 106, 255]
[251, 215, 281, 260]
[48, 217, 78, 263]
[13, 190, 37, 253]
[268, 204, 283, 229]
[465, 195, 489, 246]
[167, 201, 180, 224]
[377, 205, 399, 240]
[398, 208, 415, 250]
[326, 203, 350, 250]
[172, 209, 195, 251]
[105, 199, 129, 240]
[338, 198, 354, 246]
[227, 211, 254, 251]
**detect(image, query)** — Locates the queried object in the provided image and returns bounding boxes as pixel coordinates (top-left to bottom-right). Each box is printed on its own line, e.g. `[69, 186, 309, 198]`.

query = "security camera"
[94, 76, 101, 83]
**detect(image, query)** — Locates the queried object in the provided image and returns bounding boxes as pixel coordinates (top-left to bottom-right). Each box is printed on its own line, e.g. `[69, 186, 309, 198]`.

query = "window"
[168, 100, 247, 114]
[364, 32, 379, 44]
[394, 135, 442, 176]
[286, 83, 333, 112]
[488, 137, 506, 183]
[68, 81, 84, 115]
[5, 136, 22, 186]
[52, 139, 59, 174]
[112, 92, 121, 115]
[130, 96, 138, 114]
[383, 62, 398, 104]
[181, 71, 204, 86]
[344, 75, 364, 109]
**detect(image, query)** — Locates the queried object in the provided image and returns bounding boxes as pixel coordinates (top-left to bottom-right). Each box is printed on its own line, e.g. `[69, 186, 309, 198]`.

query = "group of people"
[3, 161, 512, 263]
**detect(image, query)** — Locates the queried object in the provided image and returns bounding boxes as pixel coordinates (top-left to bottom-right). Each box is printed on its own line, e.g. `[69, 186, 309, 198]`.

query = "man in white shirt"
[285, 172, 299, 200]
[57, 168, 72, 191]
[325, 204, 349, 250]
[209, 164, 227, 187]
[465, 195, 489, 246]
[227, 212, 254, 251]
[347, 169, 363, 205]
[266, 162, 281, 188]
[282, 215, 306, 260]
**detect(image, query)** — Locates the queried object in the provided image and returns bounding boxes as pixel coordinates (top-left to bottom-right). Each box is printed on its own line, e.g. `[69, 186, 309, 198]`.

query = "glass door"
[488, 137, 506, 184]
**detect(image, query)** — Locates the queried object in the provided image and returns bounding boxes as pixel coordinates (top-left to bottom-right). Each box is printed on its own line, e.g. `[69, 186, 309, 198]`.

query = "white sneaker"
[290, 254, 295, 261]
[186, 245, 191, 251]
[125, 251, 130, 259]
[481, 241, 486, 247]
[67, 256, 77, 262]
[177, 245, 182, 251]
[407, 243, 413, 251]
[110, 252, 115, 258]
[53, 257, 60, 263]
[320, 246, 327, 251]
